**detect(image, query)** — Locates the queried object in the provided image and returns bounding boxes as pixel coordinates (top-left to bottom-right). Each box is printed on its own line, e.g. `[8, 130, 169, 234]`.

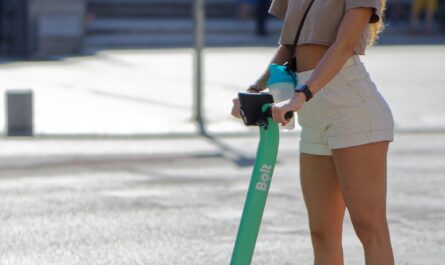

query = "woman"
[231, 0, 395, 264]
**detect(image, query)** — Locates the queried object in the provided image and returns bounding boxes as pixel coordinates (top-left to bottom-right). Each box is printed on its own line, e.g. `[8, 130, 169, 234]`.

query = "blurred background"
[0, 0, 444, 264]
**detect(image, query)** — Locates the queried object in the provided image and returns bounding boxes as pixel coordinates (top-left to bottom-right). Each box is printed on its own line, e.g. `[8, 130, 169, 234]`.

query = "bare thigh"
[300, 153, 346, 245]
[332, 141, 391, 237]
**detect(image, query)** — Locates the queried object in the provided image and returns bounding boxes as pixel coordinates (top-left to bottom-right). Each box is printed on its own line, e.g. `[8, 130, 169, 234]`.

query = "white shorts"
[296, 55, 394, 156]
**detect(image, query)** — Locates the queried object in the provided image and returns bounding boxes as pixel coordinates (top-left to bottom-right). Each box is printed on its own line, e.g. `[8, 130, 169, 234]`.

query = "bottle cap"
[267, 64, 297, 87]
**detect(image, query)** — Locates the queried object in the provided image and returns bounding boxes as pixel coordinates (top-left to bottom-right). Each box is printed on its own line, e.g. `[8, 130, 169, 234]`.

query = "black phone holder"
[238, 92, 294, 127]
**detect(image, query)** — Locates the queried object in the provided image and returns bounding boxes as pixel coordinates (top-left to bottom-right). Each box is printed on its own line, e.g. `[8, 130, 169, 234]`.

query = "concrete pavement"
[0, 133, 444, 264]
[0, 45, 445, 136]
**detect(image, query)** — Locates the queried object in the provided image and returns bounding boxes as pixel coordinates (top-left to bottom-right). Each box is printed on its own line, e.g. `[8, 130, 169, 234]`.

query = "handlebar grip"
[284, 111, 294, 121]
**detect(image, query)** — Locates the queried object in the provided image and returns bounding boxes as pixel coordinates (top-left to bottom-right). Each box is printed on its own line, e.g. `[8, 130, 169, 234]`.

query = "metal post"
[193, 0, 206, 135]
[6, 89, 34, 136]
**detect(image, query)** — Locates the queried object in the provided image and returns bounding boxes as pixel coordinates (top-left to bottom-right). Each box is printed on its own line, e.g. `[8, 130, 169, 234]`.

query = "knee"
[310, 228, 341, 250]
[351, 218, 389, 246]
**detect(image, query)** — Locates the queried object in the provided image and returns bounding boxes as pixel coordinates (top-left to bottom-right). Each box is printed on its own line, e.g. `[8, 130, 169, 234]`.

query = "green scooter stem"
[230, 104, 279, 265]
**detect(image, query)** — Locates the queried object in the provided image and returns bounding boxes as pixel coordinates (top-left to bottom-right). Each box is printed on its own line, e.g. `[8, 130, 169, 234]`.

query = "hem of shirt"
[268, 9, 285, 20]
[277, 40, 331, 46]
[276, 41, 366, 55]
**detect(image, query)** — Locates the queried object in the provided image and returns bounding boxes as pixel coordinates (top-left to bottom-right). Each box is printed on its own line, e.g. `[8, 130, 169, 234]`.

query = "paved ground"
[0, 133, 444, 265]
[1, 44, 445, 136]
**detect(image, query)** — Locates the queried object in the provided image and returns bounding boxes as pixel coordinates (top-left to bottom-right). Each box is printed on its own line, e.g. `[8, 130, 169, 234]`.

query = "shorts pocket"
[319, 67, 367, 107]
[344, 64, 392, 115]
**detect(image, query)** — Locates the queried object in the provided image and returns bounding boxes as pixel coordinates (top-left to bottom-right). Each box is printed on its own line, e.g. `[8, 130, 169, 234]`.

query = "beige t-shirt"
[268, 0, 382, 55]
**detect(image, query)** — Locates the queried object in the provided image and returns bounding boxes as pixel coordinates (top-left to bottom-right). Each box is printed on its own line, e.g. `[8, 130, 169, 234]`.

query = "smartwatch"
[294, 84, 313, 102]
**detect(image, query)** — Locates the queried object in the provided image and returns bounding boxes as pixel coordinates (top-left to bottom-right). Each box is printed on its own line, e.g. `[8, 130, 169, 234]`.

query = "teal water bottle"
[267, 64, 297, 130]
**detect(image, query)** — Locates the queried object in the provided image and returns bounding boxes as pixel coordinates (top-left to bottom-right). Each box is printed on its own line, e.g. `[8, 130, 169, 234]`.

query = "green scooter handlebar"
[230, 92, 292, 265]
[237, 92, 293, 127]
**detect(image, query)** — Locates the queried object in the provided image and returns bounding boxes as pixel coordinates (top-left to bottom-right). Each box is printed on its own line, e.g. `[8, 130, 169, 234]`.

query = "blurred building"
[0, 0, 243, 58]
[0, 0, 86, 58]
[85, 0, 243, 49]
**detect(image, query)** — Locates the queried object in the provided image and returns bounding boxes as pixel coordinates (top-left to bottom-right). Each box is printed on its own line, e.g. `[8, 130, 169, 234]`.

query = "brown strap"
[286, 0, 315, 71]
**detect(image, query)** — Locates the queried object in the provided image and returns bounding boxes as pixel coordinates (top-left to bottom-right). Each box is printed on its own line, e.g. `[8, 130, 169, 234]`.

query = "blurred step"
[88, 0, 239, 18]
[83, 32, 280, 50]
[87, 18, 282, 34]
[83, 18, 283, 49]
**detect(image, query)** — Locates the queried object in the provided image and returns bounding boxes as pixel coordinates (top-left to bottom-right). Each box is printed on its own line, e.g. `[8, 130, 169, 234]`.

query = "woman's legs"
[410, 0, 422, 33]
[425, 0, 438, 33]
[300, 153, 345, 265]
[425, 9, 436, 33]
[332, 141, 394, 265]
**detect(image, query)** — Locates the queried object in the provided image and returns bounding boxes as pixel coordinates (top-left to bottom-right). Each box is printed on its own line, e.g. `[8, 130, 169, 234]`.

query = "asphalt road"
[0, 133, 444, 265]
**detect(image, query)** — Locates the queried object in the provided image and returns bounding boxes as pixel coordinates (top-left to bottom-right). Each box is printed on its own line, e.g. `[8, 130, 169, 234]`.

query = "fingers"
[231, 98, 241, 118]
[271, 104, 290, 126]
[271, 105, 285, 125]
[282, 119, 289, 126]
[278, 111, 287, 125]
[231, 107, 241, 118]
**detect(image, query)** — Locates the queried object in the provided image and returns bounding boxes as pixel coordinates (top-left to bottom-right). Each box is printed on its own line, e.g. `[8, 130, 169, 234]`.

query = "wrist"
[292, 92, 307, 103]
[246, 85, 261, 93]
[294, 83, 313, 102]
[253, 78, 268, 90]
[289, 92, 306, 110]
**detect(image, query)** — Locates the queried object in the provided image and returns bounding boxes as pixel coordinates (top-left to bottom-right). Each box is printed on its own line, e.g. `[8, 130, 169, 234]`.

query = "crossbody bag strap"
[286, 0, 315, 71]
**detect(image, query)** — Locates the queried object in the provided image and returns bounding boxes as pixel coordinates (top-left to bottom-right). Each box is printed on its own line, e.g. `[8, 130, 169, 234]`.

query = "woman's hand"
[271, 93, 306, 126]
[231, 88, 260, 119]
[231, 97, 242, 118]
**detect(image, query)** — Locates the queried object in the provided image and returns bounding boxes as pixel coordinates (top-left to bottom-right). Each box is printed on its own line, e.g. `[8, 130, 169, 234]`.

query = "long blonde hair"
[368, 0, 387, 46]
